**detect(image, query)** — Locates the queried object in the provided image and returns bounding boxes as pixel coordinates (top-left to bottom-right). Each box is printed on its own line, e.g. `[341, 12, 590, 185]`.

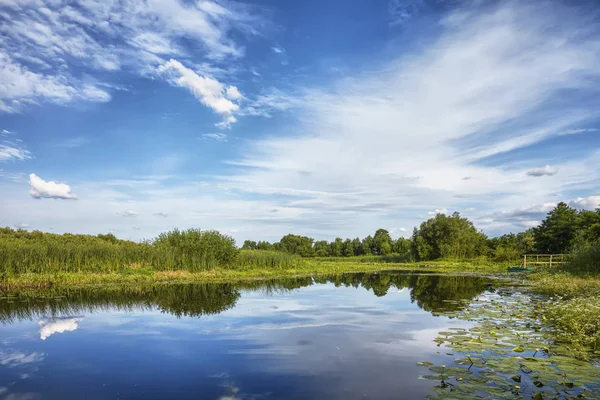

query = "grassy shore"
[0, 258, 511, 289]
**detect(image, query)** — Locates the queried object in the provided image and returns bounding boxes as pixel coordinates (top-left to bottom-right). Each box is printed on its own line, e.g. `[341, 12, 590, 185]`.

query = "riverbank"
[0, 259, 511, 289]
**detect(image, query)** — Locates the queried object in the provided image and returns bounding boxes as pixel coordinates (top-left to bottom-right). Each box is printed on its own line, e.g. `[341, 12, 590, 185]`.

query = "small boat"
[507, 266, 531, 272]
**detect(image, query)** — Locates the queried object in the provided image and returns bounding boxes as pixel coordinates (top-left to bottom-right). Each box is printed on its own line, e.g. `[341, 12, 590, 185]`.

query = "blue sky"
[1, 0, 599, 242]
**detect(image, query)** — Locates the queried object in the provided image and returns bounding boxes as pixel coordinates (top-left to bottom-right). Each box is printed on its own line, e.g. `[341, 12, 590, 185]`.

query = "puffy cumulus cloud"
[527, 165, 558, 177]
[569, 196, 600, 210]
[39, 317, 83, 340]
[0, 0, 261, 113]
[28, 173, 77, 200]
[158, 59, 241, 127]
[226, 86, 243, 100]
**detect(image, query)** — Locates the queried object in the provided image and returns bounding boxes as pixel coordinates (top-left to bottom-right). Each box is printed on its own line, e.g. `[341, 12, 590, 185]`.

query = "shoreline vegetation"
[1, 202, 599, 355]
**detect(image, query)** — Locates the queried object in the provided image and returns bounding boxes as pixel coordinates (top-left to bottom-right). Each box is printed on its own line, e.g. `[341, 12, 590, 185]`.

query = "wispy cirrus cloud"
[202, 133, 228, 142]
[217, 1, 600, 237]
[0, 0, 263, 116]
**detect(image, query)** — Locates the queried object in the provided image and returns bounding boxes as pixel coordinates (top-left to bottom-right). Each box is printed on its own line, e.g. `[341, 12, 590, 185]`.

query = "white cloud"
[213, 1, 600, 238]
[225, 85, 242, 100]
[272, 46, 285, 54]
[427, 208, 448, 216]
[158, 59, 241, 126]
[0, 52, 109, 113]
[526, 165, 558, 177]
[122, 210, 138, 217]
[14, 223, 30, 229]
[0, 144, 30, 161]
[28, 173, 77, 200]
[1, 129, 12, 135]
[568, 196, 600, 210]
[559, 128, 598, 135]
[0, 351, 44, 367]
[202, 133, 228, 142]
[39, 317, 83, 340]
[153, 212, 168, 217]
[0, 0, 262, 113]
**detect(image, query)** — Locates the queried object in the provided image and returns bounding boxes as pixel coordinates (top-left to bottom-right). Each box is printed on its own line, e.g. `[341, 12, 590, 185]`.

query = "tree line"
[242, 202, 600, 261]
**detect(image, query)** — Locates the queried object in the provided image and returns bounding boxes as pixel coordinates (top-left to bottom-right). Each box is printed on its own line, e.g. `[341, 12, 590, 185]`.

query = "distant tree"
[256, 241, 274, 251]
[488, 231, 536, 262]
[533, 202, 579, 254]
[314, 240, 329, 257]
[394, 237, 411, 254]
[342, 238, 354, 257]
[411, 212, 488, 261]
[373, 229, 393, 255]
[362, 235, 374, 255]
[279, 234, 315, 257]
[241, 240, 258, 250]
[351, 237, 363, 256]
[328, 237, 343, 257]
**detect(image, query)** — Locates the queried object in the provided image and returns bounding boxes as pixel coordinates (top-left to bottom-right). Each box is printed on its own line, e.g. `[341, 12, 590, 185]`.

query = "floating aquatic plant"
[418, 289, 600, 399]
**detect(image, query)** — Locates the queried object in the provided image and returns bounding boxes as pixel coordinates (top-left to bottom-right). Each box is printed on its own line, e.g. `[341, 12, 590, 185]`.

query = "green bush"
[561, 244, 600, 275]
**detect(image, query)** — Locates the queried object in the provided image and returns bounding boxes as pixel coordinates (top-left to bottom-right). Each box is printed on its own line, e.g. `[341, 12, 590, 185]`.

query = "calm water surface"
[0, 273, 494, 399]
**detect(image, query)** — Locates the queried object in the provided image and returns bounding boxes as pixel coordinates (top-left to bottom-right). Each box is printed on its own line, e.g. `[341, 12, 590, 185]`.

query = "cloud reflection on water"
[38, 316, 83, 340]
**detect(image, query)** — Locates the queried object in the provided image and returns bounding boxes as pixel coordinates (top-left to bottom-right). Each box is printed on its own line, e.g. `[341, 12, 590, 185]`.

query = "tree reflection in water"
[0, 273, 493, 322]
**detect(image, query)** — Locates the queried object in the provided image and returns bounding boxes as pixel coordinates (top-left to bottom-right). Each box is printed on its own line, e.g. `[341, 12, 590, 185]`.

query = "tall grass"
[237, 250, 304, 269]
[0, 227, 239, 275]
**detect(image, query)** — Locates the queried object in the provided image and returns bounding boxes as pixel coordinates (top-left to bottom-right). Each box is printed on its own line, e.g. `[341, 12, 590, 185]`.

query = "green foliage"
[545, 295, 600, 351]
[488, 231, 536, 262]
[0, 227, 237, 274]
[154, 229, 238, 271]
[561, 244, 600, 275]
[372, 228, 393, 255]
[237, 250, 304, 269]
[533, 202, 600, 254]
[411, 212, 488, 261]
[278, 234, 315, 257]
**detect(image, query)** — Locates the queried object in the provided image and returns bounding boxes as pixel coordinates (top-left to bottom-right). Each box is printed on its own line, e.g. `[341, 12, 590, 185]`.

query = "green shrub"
[561, 244, 600, 275]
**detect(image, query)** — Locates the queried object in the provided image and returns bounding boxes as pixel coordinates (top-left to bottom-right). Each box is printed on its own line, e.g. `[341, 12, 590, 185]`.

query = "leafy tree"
[373, 228, 393, 255]
[394, 237, 411, 254]
[328, 237, 343, 257]
[533, 202, 579, 253]
[314, 240, 329, 257]
[256, 241, 274, 251]
[411, 212, 487, 261]
[241, 240, 257, 250]
[361, 235, 374, 255]
[342, 238, 354, 257]
[278, 234, 315, 257]
[351, 238, 363, 256]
